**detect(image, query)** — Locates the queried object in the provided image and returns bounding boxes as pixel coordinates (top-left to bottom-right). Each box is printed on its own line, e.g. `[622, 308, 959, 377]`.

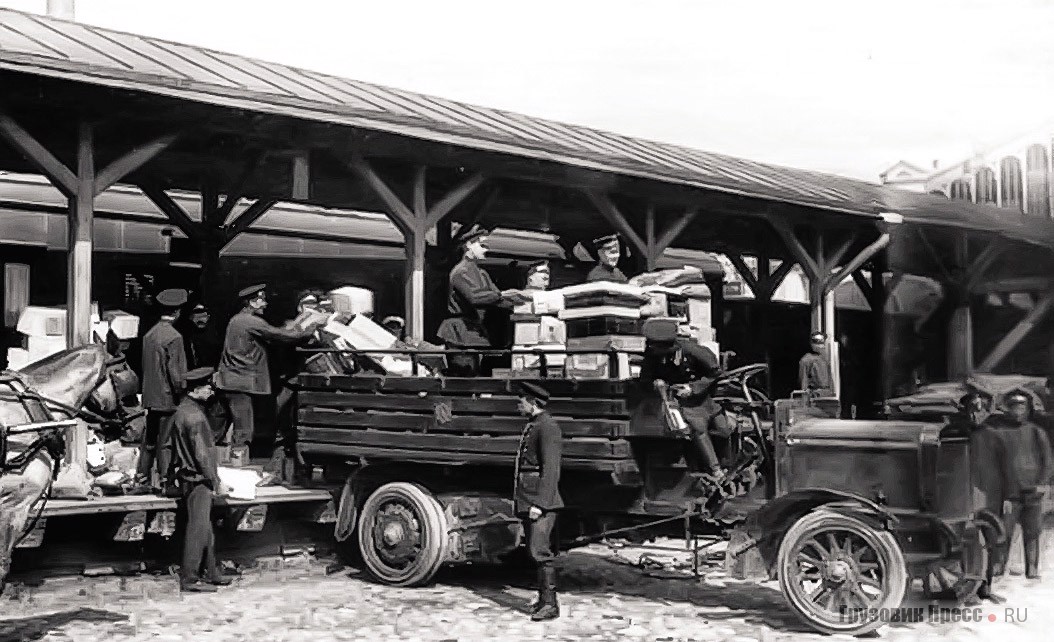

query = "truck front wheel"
[357, 482, 449, 586]
[777, 509, 907, 636]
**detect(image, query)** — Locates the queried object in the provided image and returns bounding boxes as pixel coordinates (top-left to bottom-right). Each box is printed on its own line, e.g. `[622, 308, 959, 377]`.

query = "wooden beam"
[760, 259, 797, 301]
[823, 233, 890, 293]
[851, 270, 878, 310]
[225, 198, 278, 240]
[915, 227, 953, 283]
[977, 290, 1054, 372]
[425, 172, 484, 229]
[0, 112, 77, 196]
[974, 276, 1054, 294]
[654, 207, 700, 256]
[726, 254, 760, 297]
[93, 133, 177, 197]
[769, 219, 820, 280]
[825, 234, 856, 272]
[412, 166, 428, 218]
[68, 122, 94, 347]
[140, 184, 201, 242]
[346, 154, 415, 231]
[584, 190, 647, 258]
[963, 240, 1006, 292]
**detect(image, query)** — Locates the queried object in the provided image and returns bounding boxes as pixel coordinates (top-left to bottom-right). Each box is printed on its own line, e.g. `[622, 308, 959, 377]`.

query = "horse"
[0, 343, 138, 594]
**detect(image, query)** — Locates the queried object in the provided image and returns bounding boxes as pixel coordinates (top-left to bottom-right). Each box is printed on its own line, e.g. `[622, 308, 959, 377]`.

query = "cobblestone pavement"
[0, 539, 1050, 642]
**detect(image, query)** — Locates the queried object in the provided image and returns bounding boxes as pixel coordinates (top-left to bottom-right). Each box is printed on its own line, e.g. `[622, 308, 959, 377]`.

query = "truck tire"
[777, 509, 907, 636]
[357, 482, 449, 586]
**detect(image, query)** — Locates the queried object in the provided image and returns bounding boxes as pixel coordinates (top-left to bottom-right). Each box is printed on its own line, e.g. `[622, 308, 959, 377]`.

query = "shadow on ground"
[438, 551, 817, 634]
[0, 608, 127, 642]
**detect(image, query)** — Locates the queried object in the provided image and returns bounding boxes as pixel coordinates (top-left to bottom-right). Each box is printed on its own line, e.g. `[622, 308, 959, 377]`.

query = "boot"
[528, 566, 545, 614]
[1024, 537, 1041, 579]
[531, 565, 560, 621]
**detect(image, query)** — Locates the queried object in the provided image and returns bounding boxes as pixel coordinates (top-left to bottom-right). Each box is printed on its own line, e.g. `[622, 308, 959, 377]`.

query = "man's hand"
[502, 289, 532, 304]
[1003, 499, 1013, 516]
[528, 506, 543, 521]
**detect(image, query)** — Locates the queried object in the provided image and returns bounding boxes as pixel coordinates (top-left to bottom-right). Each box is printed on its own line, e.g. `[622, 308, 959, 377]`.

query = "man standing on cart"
[437, 226, 527, 376]
[586, 234, 629, 284]
[514, 382, 563, 621]
[216, 284, 324, 459]
[138, 288, 189, 494]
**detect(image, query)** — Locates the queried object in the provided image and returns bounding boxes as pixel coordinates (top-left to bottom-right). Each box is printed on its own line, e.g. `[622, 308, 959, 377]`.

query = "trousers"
[223, 392, 256, 447]
[136, 410, 175, 484]
[0, 451, 52, 584]
[181, 482, 217, 581]
[525, 511, 558, 564]
[999, 490, 1044, 565]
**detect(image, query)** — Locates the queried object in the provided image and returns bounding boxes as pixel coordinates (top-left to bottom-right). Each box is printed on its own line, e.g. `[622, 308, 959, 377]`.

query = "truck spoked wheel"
[922, 528, 987, 600]
[778, 510, 907, 636]
[357, 482, 449, 586]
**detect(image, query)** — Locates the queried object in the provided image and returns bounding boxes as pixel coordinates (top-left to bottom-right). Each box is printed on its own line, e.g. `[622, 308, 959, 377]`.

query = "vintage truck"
[292, 330, 994, 636]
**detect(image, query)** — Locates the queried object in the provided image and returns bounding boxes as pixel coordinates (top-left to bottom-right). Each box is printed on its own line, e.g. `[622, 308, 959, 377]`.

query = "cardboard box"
[566, 335, 646, 353]
[17, 304, 100, 338]
[6, 347, 30, 370]
[513, 317, 567, 345]
[566, 352, 632, 379]
[512, 344, 567, 373]
[328, 287, 374, 316]
[101, 310, 139, 340]
[27, 335, 67, 362]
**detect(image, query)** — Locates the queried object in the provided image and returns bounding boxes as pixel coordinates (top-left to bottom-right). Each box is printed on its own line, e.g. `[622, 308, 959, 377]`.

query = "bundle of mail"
[509, 266, 718, 379]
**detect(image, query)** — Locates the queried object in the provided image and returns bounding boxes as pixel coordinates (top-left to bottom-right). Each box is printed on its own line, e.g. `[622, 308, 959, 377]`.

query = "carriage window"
[4, 263, 30, 328]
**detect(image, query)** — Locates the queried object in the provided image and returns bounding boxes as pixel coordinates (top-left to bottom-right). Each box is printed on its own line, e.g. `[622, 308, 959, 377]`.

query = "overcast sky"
[3, 0, 1053, 181]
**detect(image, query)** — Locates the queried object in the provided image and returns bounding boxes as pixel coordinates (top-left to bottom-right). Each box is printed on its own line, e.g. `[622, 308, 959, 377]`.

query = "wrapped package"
[557, 282, 649, 309]
[513, 317, 567, 345]
[558, 305, 641, 320]
[512, 344, 567, 376]
[101, 309, 140, 339]
[566, 335, 646, 353]
[566, 352, 632, 379]
[630, 266, 707, 288]
[328, 287, 374, 316]
[218, 466, 263, 501]
[513, 290, 566, 315]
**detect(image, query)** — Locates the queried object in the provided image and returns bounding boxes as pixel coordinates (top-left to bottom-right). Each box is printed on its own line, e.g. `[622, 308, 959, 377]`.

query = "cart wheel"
[922, 529, 988, 599]
[778, 509, 907, 636]
[357, 482, 449, 586]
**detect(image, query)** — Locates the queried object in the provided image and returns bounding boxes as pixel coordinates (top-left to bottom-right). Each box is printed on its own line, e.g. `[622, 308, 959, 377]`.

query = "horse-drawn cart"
[295, 341, 994, 636]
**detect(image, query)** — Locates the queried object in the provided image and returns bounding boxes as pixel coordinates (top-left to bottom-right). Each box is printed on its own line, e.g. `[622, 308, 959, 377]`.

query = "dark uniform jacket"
[799, 352, 832, 393]
[514, 410, 564, 513]
[970, 422, 1013, 513]
[141, 319, 187, 411]
[997, 420, 1053, 494]
[586, 263, 628, 284]
[437, 258, 503, 347]
[641, 337, 723, 430]
[182, 327, 220, 370]
[216, 310, 312, 395]
[172, 397, 221, 490]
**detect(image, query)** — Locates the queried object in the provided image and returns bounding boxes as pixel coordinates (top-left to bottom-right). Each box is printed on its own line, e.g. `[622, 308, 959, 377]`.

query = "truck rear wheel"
[778, 509, 907, 636]
[357, 482, 449, 586]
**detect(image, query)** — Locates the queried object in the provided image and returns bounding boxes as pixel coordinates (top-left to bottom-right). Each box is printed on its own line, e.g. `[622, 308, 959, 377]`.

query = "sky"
[2, 0, 1053, 182]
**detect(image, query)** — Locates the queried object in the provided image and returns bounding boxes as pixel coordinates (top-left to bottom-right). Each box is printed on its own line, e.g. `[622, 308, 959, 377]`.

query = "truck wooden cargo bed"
[295, 374, 649, 474]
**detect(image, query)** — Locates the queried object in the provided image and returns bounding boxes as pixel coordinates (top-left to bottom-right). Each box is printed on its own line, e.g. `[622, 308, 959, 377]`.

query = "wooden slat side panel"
[298, 392, 628, 417]
[299, 427, 631, 458]
[297, 442, 639, 473]
[295, 374, 630, 397]
[297, 409, 627, 437]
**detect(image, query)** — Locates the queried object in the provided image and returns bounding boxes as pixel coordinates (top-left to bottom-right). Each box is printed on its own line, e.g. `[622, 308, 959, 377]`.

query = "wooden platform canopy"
[1, 7, 1053, 377]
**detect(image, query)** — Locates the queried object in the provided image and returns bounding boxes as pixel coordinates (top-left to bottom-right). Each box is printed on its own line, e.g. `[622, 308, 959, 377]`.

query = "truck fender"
[973, 509, 1007, 546]
[731, 488, 898, 577]
[334, 469, 366, 542]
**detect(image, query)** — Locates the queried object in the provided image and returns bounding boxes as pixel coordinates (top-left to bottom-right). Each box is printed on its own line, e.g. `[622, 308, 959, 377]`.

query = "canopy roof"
[1, 7, 1053, 276]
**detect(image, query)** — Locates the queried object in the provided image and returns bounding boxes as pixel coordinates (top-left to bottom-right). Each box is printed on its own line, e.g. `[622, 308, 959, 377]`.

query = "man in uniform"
[381, 316, 406, 340]
[171, 367, 232, 592]
[524, 260, 551, 292]
[959, 390, 1012, 600]
[586, 234, 629, 283]
[216, 284, 324, 457]
[994, 388, 1053, 580]
[641, 322, 726, 481]
[798, 332, 834, 397]
[181, 303, 219, 369]
[514, 382, 563, 621]
[437, 226, 527, 376]
[137, 288, 189, 494]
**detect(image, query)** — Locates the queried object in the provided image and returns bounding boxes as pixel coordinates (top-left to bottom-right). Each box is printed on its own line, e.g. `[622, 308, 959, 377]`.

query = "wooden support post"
[977, 290, 1054, 372]
[68, 122, 94, 347]
[345, 156, 484, 340]
[823, 233, 891, 293]
[292, 152, 311, 200]
[811, 232, 825, 334]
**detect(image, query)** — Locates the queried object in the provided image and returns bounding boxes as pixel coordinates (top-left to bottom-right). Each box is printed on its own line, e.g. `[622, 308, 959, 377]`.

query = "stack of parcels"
[511, 311, 568, 376]
[557, 282, 648, 379]
[8, 305, 139, 370]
